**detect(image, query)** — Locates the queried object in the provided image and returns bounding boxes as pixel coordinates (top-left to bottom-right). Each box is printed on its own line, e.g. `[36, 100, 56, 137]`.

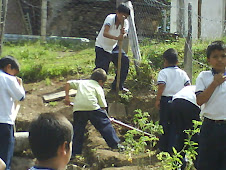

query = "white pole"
[41, 0, 47, 43]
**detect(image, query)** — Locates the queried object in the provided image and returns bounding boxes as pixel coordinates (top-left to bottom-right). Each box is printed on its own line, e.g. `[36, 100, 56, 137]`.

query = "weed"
[49, 101, 58, 107]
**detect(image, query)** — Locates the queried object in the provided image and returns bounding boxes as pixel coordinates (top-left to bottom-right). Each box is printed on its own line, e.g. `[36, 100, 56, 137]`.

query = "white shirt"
[95, 14, 129, 53]
[173, 85, 199, 107]
[157, 66, 190, 96]
[68, 79, 107, 111]
[0, 70, 25, 125]
[196, 70, 226, 120]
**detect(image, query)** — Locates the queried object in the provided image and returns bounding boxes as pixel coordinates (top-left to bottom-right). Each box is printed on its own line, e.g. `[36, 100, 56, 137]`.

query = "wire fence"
[4, 0, 225, 40]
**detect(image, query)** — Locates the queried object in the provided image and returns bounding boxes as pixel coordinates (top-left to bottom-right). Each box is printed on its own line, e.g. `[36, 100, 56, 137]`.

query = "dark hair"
[91, 68, 107, 83]
[163, 48, 178, 65]
[117, 4, 130, 15]
[0, 55, 20, 71]
[206, 41, 225, 58]
[29, 113, 73, 161]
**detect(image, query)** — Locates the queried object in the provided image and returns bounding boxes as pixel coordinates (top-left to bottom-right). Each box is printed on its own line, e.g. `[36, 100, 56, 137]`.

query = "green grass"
[2, 41, 95, 82]
[1, 37, 225, 85]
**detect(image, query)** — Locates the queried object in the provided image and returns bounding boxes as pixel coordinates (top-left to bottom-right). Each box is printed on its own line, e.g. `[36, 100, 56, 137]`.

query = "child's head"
[0, 55, 20, 75]
[29, 113, 73, 169]
[91, 68, 107, 86]
[206, 41, 225, 72]
[116, 4, 130, 21]
[163, 48, 178, 67]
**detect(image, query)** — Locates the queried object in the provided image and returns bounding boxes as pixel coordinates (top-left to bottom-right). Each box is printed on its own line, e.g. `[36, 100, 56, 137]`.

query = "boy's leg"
[72, 111, 89, 155]
[89, 109, 120, 148]
[94, 46, 112, 73]
[111, 46, 129, 90]
[159, 96, 172, 152]
[197, 119, 221, 170]
[0, 123, 14, 170]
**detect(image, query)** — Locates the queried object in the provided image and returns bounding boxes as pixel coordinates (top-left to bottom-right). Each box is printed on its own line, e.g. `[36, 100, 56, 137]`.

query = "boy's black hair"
[0, 55, 20, 71]
[91, 68, 107, 83]
[163, 48, 178, 65]
[206, 41, 225, 58]
[29, 113, 73, 161]
[117, 4, 130, 15]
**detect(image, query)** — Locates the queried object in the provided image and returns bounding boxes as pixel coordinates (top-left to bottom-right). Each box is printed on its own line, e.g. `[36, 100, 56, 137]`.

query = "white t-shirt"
[173, 85, 199, 107]
[95, 14, 129, 53]
[0, 70, 25, 125]
[68, 79, 107, 112]
[157, 66, 190, 96]
[195, 70, 226, 120]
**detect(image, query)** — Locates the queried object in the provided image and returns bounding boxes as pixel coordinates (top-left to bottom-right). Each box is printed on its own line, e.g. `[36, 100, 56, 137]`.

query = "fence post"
[163, 9, 167, 32]
[178, 0, 185, 37]
[184, 3, 192, 83]
[41, 0, 47, 43]
[0, 0, 8, 56]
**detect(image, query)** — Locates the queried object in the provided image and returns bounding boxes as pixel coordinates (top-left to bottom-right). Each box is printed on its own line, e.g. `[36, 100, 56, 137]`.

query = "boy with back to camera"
[65, 68, 122, 156]
[0, 56, 25, 170]
[94, 4, 130, 92]
[155, 48, 191, 152]
[29, 113, 73, 170]
[195, 41, 226, 170]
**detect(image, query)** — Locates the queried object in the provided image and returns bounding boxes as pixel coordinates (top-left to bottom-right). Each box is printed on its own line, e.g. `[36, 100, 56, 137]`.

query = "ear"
[58, 141, 68, 156]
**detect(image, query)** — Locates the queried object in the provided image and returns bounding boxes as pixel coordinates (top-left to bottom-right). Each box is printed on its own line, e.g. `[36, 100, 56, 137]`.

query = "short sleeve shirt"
[0, 70, 25, 124]
[95, 14, 129, 53]
[195, 70, 226, 120]
[157, 66, 190, 96]
[29, 166, 55, 170]
[68, 79, 107, 111]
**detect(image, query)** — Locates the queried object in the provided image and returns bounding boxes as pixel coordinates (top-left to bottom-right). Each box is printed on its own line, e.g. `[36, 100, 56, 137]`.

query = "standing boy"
[94, 4, 130, 91]
[29, 113, 73, 170]
[0, 56, 25, 170]
[65, 68, 121, 156]
[195, 41, 226, 170]
[155, 48, 190, 152]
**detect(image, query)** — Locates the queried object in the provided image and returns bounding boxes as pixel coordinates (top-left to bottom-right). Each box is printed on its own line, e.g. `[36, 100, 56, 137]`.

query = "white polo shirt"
[95, 14, 129, 53]
[157, 66, 190, 96]
[195, 70, 226, 120]
[0, 70, 25, 125]
[68, 79, 107, 112]
[173, 85, 199, 107]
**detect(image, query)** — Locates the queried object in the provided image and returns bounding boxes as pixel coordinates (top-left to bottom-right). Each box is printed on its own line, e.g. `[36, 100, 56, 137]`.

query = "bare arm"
[65, 82, 71, 105]
[155, 84, 166, 109]
[197, 73, 225, 106]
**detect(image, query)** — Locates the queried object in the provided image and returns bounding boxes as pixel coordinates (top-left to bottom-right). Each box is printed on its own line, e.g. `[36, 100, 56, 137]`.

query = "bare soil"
[12, 77, 160, 170]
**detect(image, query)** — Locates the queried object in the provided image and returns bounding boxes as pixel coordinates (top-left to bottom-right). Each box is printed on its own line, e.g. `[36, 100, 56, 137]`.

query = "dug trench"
[11, 78, 160, 170]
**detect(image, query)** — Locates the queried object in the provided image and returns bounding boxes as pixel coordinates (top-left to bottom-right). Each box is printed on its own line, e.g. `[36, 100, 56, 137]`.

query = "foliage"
[157, 120, 202, 170]
[123, 109, 163, 156]
[119, 91, 133, 104]
[2, 41, 95, 83]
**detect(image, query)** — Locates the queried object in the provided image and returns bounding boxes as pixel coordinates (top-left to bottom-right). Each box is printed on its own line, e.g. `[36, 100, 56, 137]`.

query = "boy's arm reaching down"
[64, 82, 71, 105]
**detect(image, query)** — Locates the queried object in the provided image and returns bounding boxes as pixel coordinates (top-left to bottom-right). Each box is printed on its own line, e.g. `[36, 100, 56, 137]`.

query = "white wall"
[170, 0, 225, 39]
[201, 0, 225, 39]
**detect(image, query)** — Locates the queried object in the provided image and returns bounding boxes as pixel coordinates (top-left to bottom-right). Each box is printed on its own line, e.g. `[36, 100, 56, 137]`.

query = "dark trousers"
[197, 118, 226, 170]
[72, 109, 120, 155]
[171, 99, 200, 169]
[0, 123, 14, 170]
[95, 46, 129, 90]
[159, 96, 174, 152]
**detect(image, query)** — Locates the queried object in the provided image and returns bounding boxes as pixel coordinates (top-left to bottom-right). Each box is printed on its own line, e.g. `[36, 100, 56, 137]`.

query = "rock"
[14, 132, 30, 153]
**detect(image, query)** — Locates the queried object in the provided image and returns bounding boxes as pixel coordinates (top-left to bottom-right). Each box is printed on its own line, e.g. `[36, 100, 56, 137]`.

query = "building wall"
[170, 0, 225, 39]
[5, 0, 27, 34]
[201, 0, 225, 39]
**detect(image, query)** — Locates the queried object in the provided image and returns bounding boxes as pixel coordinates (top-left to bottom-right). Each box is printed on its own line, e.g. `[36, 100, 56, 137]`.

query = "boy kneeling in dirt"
[29, 113, 73, 170]
[65, 68, 122, 156]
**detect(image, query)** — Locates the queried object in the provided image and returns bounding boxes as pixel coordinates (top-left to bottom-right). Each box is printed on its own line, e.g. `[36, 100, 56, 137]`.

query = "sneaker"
[111, 143, 125, 152]
[122, 87, 129, 92]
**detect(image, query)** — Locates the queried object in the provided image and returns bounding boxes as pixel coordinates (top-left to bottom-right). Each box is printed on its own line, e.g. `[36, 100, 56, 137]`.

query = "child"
[195, 41, 226, 170]
[29, 113, 73, 170]
[0, 56, 25, 170]
[65, 68, 121, 156]
[94, 4, 130, 91]
[155, 48, 190, 152]
[171, 85, 200, 169]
